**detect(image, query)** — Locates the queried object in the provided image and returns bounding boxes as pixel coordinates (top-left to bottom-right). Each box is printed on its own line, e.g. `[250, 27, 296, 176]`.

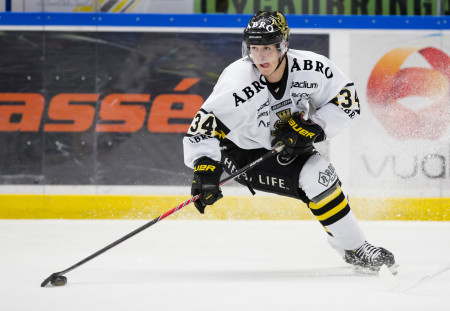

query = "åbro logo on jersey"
[233, 77, 266, 107]
[291, 58, 333, 78]
[318, 164, 337, 187]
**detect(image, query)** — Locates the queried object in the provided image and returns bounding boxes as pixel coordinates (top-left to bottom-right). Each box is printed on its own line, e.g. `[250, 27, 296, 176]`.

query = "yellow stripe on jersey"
[312, 200, 348, 222]
[309, 186, 341, 209]
[309, 185, 351, 226]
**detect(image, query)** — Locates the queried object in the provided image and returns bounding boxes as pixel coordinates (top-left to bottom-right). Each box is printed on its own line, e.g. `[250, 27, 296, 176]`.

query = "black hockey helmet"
[243, 11, 290, 46]
[242, 11, 290, 64]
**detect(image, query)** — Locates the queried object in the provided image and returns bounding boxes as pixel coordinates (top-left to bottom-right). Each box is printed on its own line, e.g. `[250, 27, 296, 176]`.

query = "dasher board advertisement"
[349, 31, 450, 197]
[0, 30, 329, 186]
[18, 0, 194, 13]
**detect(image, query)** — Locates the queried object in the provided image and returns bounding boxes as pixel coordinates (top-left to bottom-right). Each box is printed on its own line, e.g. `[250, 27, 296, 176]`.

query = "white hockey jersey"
[183, 49, 360, 168]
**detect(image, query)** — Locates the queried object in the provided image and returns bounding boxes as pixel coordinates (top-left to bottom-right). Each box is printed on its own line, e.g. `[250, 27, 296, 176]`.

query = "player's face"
[250, 45, 283, 81]
[250, 44, 279, 65]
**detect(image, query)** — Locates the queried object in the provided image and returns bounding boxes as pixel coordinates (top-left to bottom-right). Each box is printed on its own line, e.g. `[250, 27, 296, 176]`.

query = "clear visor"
[242, 41, 288, 65]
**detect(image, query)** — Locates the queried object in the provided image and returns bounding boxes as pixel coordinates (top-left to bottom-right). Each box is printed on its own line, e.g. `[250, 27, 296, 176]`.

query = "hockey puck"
[50, 275, 67, 286]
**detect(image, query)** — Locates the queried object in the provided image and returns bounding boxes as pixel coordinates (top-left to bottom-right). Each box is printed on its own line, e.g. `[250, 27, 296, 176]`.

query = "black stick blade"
[41, 272, 59, 287]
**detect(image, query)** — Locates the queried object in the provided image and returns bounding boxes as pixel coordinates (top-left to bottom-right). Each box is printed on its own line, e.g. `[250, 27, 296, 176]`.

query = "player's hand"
[191, 157, 224, 214]
[272, 112, 324, 155]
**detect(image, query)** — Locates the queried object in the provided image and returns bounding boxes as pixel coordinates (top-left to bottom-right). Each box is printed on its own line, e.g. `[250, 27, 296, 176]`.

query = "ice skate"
[345, 241, 397, 275]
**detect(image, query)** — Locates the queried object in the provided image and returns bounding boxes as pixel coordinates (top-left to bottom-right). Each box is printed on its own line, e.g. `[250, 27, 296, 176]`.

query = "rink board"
[0, 194, 448, 221]
[0, 14, 448, 222]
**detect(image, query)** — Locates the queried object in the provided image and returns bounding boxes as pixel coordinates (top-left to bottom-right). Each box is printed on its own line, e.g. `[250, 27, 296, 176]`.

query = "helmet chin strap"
[274, 52, 287, 72]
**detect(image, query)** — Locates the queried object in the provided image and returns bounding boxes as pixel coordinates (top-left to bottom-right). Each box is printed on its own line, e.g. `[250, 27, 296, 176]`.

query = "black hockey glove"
[191, 157, 224, 214]
[272, 112, 325, 155]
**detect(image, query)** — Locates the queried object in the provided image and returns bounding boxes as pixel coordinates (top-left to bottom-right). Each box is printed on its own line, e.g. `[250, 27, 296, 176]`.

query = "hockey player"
[183, 11, 397, 274]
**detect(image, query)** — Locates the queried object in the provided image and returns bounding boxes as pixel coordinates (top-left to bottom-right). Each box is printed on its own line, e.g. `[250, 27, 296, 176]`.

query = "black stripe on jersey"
[321, 205, 350, 226]
[329, 96, 339, 106]
[214, 115, 230, 137]
[309, 191, 346, 217]
[308, 187, 351, 226]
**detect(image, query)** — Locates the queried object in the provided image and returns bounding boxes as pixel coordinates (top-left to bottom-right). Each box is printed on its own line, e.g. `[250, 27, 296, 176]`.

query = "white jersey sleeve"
[183, 60, 261, 168]
[288, 51, 361, 140]
[310, 82, 361, 140]
[183, 109, 223, 168]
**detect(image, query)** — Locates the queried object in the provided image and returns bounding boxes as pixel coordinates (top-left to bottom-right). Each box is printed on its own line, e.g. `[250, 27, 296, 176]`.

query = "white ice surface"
[1, 220, 449, 311]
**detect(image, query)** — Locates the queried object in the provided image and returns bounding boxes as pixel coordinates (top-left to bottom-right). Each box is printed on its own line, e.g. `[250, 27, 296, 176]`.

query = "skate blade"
[353, 263, 399, 276]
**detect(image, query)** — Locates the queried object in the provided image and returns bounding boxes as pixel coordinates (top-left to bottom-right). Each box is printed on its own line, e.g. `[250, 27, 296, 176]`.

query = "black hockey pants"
[220, 140, 314, 203]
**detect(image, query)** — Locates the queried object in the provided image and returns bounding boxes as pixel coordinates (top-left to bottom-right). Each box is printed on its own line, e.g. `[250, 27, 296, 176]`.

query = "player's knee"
[298, 154, 338, 199]
[298, 154, 351, 226]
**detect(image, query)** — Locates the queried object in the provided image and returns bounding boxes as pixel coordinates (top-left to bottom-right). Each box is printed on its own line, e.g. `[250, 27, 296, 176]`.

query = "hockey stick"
[41, 143, 285, 287]
[379, 263, 450, 293]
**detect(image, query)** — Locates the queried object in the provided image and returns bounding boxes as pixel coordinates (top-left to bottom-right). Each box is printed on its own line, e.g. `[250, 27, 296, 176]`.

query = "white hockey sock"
[325, 211, 366, 255]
